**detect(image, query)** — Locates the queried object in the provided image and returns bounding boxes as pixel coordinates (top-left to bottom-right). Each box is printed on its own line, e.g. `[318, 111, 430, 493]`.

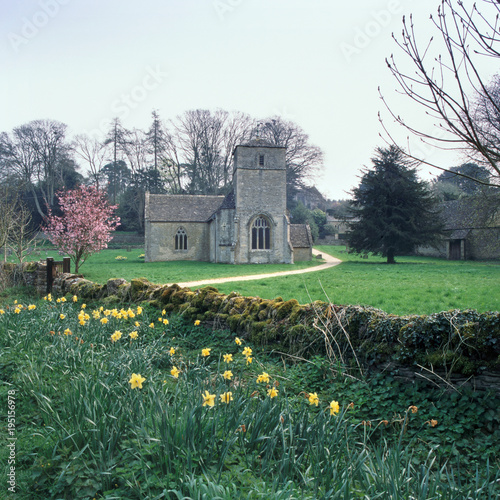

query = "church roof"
[290, 224, 313, 248]
[146, 194, 225, 223]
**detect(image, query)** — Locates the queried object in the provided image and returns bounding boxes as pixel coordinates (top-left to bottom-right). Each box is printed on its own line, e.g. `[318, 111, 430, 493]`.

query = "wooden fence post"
[46, 258, 54, 294]
[63, 257, 71, 273]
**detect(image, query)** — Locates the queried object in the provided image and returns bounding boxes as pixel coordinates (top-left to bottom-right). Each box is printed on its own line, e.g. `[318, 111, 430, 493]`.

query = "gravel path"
[167, 249, 342, 289]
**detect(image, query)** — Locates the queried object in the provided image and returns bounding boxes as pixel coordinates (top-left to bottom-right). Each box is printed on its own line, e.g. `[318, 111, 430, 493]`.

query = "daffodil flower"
[257, 372, 270, 384]
[329, 400, 340, 415]
[202, 348, 211, 357]
[171, 366, 180, 378]
[129, 373, 146, 389]
[202, 390, 215, 407]
[308, 392, 319, 406]
[223, 370, 233, 380]
[223, 353, 233, 363]
[220, 392, 233, 404]
[267, 387, 278, 398]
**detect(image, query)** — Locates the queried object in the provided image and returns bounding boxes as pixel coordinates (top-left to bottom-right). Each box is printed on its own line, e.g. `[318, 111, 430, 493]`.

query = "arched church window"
[175, 227, 188, 251]
[251, 217, 270, 250]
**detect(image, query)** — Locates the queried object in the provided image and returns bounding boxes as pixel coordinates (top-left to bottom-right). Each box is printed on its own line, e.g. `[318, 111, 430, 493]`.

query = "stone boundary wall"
[3, 263, 500, 392]
[49, 273, 500, 392]
[0, 261, 48, 295]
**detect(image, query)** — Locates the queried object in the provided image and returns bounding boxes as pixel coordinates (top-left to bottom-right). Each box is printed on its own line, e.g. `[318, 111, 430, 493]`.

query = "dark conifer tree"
[348, 145, 443, 264]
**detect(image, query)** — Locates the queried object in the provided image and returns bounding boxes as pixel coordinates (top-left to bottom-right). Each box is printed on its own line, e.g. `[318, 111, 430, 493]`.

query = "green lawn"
[212, 246, 500, 315]
[70, 249, 321, 284]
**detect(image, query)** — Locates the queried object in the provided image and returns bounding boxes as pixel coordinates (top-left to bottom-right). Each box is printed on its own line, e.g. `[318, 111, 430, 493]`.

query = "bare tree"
[380, 0, 500, 185]
[173, 109, 253, 194]
[1, 120, 72, 217]
[73, 134, 107, 188]
[257, 116, 324, 203]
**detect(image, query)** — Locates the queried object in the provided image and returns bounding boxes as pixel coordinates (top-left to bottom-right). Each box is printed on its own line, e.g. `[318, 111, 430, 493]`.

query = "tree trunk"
[386, 248, 396, 264]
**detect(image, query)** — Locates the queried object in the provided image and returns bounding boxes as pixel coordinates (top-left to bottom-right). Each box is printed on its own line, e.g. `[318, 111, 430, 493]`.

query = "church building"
[144, 142, 313, 264]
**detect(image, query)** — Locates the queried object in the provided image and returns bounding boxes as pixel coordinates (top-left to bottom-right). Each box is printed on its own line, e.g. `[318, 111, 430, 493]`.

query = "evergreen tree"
[348, 146, 443, 264]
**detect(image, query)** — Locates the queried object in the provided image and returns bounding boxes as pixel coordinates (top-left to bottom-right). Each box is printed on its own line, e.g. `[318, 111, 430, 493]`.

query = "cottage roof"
[290, 224, 313, 248]
[146, 194, 225, 223]
[440, 198, 499, 230]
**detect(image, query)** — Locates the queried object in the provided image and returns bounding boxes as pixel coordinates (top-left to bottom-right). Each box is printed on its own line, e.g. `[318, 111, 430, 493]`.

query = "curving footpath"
[168, 249, 342, 289]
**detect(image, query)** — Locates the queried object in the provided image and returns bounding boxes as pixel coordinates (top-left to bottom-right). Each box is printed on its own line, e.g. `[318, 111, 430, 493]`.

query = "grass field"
[215, 246, 500, 315]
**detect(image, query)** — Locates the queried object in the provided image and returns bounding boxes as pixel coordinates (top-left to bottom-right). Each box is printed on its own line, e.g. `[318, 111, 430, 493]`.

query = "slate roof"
[146, 194, 225, 223]
[290, 224, 313, 248]
[440, 199, 498, 230]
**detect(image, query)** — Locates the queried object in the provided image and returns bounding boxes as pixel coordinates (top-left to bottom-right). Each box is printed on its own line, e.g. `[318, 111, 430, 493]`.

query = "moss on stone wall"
[44, 273, 500, 377]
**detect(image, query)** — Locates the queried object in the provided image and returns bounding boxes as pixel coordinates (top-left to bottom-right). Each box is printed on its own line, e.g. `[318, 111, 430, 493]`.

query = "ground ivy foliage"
[0, 296, 499, 499]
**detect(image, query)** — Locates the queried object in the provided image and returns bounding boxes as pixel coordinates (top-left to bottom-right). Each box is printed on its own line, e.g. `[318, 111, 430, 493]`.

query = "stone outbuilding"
[418, 196, 500, 260]
[145, 142, 312, 264]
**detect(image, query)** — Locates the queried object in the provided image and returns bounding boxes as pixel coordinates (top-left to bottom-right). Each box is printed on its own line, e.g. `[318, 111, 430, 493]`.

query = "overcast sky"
[1, 0, 496, 199]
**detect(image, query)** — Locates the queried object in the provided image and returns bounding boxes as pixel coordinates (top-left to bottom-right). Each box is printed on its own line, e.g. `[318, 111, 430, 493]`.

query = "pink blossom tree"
[43, 185, 120, 273]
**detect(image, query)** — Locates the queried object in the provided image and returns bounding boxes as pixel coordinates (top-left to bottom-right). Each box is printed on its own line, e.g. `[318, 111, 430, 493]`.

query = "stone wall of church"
[145, 221, 211, 262]
[213, 209, 236, 263]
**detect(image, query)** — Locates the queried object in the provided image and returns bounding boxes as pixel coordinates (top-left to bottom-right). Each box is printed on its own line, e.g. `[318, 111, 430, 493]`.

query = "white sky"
[1, 0, 496, 199]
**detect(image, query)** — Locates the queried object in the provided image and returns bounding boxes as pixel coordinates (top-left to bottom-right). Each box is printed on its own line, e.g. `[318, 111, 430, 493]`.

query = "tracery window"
[251, 217, 270, 250]
[175, 227, 188, 251]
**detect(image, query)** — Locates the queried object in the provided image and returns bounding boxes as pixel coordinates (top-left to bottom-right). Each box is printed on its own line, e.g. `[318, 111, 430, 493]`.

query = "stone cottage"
[418, 196, 500, 260]
[145, 142, 312, 264]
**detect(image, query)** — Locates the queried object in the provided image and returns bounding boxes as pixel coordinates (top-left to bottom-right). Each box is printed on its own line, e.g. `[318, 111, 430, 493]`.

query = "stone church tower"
[223, 142, 293, 264]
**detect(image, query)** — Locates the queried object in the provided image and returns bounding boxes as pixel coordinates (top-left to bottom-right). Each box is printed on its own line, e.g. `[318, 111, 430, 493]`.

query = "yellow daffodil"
[308, 392, 319, 406]
[129, 331, 138, 339]
[267, 387, 278, 398]
[64, 328, 72, 336]
[235, 337, 242, 345]
[223, 370, 233, 380]
[202, 348, 211, 357]
[59, 314, 66, 320]
[169, 347, 175, 356]
[137, 306, 143, 315]
[14, 307, 21, 314]
[0, 309, 5, 314]
[129, 373, 146, 389]
[242, 346, 252, 357]
[92, 310, 100, 319]
[135, 321, 140, 327]
[163, 319, 169, 325]
[194, 320, 201, 326]
[220, 392, 233, 404]
[246, 356, 253, 365]
[223, 353, 233, 363]
[28, 304, 36, 310]
[79, 320, 86, 326]
[149, 323, 155, 328]
[101, 317, 108, 324]
[162, 309, 166, 316]
[329, 400, 340, 415]
[170, 366, 180, 378]
[81, 304, 86, 309]
[56, 298, 61, 303]
[256, 372, 270, 384]
[202, 390, 215, 407]
[60, 297, 66, 302]
[111, 330, 123, 342]
[127, 309, 135, 318]
[72, 295, 78, 302]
